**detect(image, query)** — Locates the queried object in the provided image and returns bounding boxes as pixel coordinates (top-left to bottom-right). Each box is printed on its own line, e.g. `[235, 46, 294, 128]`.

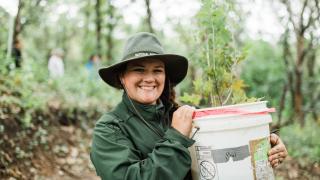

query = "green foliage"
[179, 92, 201, 106]
[280, 120, 320, 163]
[0, 11, 9, 51]
[0, 46, 119, 171]
[180, 0, 252, 107]
[240, 40, 295, 120]
[241, 40, 286, 104]
[0, 49, 120, 127]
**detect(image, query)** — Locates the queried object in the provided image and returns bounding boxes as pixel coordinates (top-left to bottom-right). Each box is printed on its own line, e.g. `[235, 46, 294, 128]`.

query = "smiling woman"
[90, 32, 196, 180]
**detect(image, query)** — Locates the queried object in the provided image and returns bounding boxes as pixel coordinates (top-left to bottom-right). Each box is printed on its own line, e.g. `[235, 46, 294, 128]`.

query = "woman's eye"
[133, 68, 144, 72]
[154, 69, 164, 73]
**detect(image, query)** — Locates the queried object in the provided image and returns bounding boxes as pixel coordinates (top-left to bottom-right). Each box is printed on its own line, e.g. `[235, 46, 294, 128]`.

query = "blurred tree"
[0, 10, 9, 51]
[13, 0, 22, 43]
[144, 0, 154, 33]
[93, 0, 120, 63]
[241, 40, 288, 127]
[95, 0, 102, 54]
[105, 0, 118, 63]
[13, 0, 46, 44]
[275, 0, 320, 125]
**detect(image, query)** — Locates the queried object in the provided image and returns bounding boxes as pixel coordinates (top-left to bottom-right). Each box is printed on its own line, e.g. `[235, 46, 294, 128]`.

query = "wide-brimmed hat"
[98, 32, 188, 88]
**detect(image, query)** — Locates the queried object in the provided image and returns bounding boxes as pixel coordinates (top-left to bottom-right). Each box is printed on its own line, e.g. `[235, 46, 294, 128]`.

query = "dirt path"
[35, 126, 100, 180]
[274, 157, 320, 180]
[1, 125, 100, 180]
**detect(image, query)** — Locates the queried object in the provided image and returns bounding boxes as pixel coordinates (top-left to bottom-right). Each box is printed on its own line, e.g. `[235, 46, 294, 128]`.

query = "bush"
[280, 120, 320, 164]
[0, 52, 121, 127]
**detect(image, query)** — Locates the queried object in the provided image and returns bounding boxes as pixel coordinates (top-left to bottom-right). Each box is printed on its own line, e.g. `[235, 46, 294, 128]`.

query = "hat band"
[123, 51, 159, 60]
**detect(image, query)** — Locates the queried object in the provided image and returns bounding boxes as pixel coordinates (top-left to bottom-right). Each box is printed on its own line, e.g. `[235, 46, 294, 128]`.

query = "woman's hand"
[268, 133, 288, 168]
[171, 105, 195, 137]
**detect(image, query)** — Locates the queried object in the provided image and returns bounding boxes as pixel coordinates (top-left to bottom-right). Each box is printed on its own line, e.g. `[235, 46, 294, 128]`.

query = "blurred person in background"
[48, 48, 64, 78]
[11, 39, 23, 68]
[85, 54, 101, 79]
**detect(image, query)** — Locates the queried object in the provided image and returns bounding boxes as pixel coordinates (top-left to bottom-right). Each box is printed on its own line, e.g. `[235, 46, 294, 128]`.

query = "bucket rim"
[195, 101, 268, 112]
[193, 101, 272, 120]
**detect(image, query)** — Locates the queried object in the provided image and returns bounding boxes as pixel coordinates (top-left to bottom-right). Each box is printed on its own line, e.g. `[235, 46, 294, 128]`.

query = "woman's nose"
[142, 72, 155, 82]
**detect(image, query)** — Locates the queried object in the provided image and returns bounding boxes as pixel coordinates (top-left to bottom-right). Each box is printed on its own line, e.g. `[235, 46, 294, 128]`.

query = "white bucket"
[190, 101, 275, 180]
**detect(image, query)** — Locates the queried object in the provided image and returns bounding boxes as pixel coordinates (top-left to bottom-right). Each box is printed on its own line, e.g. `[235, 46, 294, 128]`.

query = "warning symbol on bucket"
[199, 160, 216, 180]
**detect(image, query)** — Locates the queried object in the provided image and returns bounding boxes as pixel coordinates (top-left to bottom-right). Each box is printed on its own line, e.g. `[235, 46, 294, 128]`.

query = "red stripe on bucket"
[192, 108, 276, 119]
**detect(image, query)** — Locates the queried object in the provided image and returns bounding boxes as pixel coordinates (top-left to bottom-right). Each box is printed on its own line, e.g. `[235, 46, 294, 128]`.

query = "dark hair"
[14, 39, 20, 45]
[89, 55, 95, 61]
[159, 76, 180, 126]
[114, 64, 127, 88]
[160, 77, 179, 110]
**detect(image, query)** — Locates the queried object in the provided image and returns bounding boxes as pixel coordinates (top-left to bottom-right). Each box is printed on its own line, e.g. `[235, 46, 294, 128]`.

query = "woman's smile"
[139, 85, 155, 90]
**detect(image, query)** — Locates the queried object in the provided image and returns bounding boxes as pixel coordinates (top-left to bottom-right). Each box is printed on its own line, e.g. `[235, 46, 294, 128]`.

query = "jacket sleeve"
[90, 115, 195, 180]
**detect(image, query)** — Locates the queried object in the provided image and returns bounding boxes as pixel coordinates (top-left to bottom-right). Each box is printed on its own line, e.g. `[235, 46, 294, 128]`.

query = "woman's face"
[121, 59, 165, 105]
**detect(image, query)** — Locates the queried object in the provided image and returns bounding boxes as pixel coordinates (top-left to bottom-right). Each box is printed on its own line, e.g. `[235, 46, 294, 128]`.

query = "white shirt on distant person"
[48, 55, 64, 78]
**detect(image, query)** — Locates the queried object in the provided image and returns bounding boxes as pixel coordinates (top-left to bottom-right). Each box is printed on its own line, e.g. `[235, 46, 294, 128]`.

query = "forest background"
[0, 0, 319, 179]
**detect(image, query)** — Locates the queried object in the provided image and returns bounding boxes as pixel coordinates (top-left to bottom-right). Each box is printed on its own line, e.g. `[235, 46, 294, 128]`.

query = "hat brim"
[99, 54, 188, 89]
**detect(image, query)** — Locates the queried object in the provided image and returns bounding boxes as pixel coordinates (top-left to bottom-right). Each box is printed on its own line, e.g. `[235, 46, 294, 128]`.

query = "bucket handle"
[191, 126, 200, 139]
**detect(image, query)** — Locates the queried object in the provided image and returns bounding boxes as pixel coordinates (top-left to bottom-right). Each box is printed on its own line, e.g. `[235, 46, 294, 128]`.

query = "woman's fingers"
[171, 105, 195, 137]
[268, 145, 287, 156]
[272, 162, 279, 168]
[268, 133, 288, 168]
[269, 152, 286, 161]
[270, 157, 285, 168]
[269, 133, 280, 147]
[278, 157, 285, 163]
[174, 105, 194, 119]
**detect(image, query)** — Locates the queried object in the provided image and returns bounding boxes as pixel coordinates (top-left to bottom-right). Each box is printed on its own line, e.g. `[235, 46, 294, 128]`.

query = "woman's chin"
[138, 97, 157, 105]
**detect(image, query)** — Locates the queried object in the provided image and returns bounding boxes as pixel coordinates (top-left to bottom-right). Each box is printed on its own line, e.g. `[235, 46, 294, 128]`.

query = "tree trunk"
[13, 0, 22, 45]
[84, 1, 91, 37]
[294, 34, 305, 125]
[106, 27, 113, 63]
[306, 47, 318, 122]
[106, 3, 115, 63]
[277, 83, 288, 127]
[280, 29, 295, 124]
[277, 0, 320, 126]
[95, 0, 102, 55]
[144, 0, 154, 33]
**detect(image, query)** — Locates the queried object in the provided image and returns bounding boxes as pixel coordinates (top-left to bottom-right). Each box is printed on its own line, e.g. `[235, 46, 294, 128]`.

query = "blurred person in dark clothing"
[11, 39, 22, 68]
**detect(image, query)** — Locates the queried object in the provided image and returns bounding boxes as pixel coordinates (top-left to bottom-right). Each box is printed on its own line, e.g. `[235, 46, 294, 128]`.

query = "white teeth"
[140, 86, 155, 90]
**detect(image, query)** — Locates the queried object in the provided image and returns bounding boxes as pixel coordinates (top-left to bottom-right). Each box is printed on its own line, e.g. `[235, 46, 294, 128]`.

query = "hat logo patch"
[134, 52, 157, 57]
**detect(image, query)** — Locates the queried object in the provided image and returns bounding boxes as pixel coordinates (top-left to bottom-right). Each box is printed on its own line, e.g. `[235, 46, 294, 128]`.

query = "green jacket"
[91, 94, 195, 180]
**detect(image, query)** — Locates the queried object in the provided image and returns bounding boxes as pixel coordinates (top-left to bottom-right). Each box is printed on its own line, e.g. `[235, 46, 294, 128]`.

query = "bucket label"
[212, 145, 250, 163]
[195, 146, 219, 180]
[249, 137, 275, 180]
